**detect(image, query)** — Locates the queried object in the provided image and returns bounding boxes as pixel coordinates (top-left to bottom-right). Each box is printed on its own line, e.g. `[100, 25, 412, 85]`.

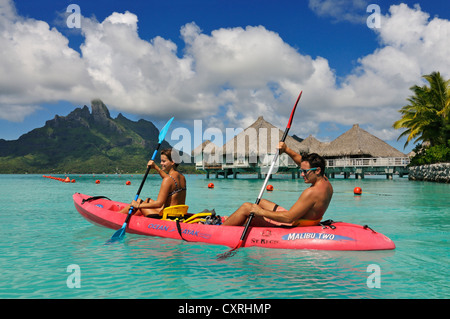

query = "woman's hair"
[302, 153, 326, 176]
[160, 148, 179, 168]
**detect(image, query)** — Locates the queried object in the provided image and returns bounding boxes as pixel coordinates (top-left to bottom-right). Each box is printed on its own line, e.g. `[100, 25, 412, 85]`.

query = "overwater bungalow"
[317, 124, 409, 179]
[221, 116, 306, 178]
[192, 140, 220, 170]
[195, 120, 410, 179]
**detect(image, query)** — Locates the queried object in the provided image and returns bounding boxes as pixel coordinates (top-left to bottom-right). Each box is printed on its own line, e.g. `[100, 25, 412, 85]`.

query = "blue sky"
[1, 0, 450, 154]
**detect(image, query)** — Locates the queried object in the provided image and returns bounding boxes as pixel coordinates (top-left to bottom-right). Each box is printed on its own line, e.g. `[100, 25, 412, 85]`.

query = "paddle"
[108, 117, 174, 243]
[217, 91, 302, 260]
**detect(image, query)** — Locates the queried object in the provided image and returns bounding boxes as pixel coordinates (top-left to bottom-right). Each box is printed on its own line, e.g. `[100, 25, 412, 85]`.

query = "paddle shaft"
[109, 117, 174, 242]
[122, 147, 162, 227]
[255, 127, 291, 204]
[237, 119, 294, 245]
[236, 91, 302, 247]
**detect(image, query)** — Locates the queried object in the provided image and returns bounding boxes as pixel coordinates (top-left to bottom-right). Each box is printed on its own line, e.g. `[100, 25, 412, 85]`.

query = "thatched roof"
[299, 135, 329, 154]
[320, 124, 406, 157]
[222, 116, 307, 156]
[191, 140, 218, 156]
[194, 121, 406, 160]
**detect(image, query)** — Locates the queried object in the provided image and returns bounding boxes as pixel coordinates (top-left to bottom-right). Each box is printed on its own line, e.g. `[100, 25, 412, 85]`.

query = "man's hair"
[302, 153, 326, 176]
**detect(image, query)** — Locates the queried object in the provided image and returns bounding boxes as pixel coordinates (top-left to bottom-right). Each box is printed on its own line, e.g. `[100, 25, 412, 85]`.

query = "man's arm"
[278, 142, 302, 166]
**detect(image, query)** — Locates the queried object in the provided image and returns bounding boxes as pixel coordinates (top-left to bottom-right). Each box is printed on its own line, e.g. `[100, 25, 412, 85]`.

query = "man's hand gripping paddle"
[217, 91, 302, 260]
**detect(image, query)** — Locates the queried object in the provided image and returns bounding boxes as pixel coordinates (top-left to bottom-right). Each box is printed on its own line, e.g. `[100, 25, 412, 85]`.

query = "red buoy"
[208, 183, 214, 188]
[95, 180, 100, 184]
[126, 181, 131, 185]
[354, 187, 362, 195]
[266, 185, 274, 191]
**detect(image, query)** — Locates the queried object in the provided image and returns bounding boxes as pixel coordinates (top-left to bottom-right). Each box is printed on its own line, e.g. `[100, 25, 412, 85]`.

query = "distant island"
[0, 100, 196, 174]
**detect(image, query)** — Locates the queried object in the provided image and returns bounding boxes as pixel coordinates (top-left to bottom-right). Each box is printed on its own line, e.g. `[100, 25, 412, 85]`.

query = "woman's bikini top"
[167, 174, 187, 197]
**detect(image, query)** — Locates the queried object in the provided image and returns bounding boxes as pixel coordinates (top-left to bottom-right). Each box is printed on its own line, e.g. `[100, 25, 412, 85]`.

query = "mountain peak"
[91, 99, 111, 122]
[0, 100, 173, 173]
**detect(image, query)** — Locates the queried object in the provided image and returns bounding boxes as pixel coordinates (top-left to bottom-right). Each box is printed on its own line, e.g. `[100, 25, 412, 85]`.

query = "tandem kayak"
[73, 193, 395, 251]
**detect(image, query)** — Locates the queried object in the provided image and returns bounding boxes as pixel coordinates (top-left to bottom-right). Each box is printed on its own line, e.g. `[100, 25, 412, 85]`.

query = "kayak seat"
[160, 205, 189, 220]
[108, 204, 123, 212]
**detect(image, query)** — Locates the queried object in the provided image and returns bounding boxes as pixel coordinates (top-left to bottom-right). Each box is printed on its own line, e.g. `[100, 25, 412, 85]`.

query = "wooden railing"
[197, 157, 411, 170]
[325, 157, 410, 168]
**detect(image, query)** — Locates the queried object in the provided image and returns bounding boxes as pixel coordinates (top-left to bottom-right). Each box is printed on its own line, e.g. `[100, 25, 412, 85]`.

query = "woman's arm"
[132, 178, 171, 209]
[148, 160, 166, 179]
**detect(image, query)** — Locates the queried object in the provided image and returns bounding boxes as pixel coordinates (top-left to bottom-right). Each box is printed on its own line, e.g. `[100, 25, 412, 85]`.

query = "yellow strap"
[185, 218, 206, 224]
[183, 212, 212, 223]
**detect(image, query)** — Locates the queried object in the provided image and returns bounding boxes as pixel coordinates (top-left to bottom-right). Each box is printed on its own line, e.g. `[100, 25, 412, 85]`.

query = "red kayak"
[73, 193, 395, 251]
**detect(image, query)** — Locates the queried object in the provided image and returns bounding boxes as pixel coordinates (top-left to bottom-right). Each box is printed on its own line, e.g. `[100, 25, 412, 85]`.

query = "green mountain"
[0, 100, 173, 173]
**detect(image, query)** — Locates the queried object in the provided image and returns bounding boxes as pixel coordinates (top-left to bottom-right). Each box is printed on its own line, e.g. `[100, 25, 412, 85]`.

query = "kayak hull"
[73, 193, 395, 251]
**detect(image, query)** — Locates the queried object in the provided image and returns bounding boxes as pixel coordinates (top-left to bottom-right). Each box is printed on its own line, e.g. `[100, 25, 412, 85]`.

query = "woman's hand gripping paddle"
[107, 117, 174, 244]
[217, 91, 302, 260]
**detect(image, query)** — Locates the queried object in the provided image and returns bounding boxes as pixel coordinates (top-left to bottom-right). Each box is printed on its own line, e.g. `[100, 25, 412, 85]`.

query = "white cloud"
[0, 0, 90, 121]
[0, 0, 449, 150]
[308, 0, 369, 24]
[329, 3, 450, 138]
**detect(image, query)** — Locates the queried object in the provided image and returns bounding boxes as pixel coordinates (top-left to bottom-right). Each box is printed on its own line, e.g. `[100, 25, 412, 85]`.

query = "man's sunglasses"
[300, 167, 318, 175]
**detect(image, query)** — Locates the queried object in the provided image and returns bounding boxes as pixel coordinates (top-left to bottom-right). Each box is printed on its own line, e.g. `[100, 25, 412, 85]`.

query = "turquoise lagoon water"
[0, 173, 448, 299]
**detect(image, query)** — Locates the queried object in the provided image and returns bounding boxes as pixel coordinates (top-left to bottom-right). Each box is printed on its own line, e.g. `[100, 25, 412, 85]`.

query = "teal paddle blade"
[158, 117, 174, 144]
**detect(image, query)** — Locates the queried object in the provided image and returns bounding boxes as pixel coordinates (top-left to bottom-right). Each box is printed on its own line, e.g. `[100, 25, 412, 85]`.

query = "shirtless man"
[222, 142, 333, 227]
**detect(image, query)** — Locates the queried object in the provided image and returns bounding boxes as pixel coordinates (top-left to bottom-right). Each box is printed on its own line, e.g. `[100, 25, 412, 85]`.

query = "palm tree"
[393, 71, 450, 148]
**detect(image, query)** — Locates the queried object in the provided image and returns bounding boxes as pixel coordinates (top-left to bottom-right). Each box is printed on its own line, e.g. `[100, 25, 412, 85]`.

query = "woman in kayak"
[118, 148, 187, 217]
[223, 142, 333, 227]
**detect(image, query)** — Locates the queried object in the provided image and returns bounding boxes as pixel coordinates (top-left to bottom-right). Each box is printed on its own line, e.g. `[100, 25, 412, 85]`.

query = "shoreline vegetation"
[0, 163, 205, 175]
[393, 71, 449, 167]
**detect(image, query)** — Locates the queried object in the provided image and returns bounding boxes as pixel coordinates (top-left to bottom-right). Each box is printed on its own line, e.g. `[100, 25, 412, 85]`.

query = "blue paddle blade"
[108, 225, 126, 243]
[107, 116, 174, 244]
[158, 117, 174, 144]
